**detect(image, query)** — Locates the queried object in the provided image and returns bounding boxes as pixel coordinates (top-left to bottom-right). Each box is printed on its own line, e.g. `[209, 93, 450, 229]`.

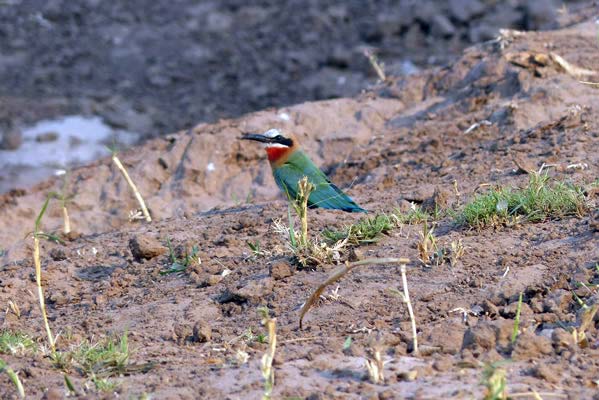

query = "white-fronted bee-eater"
[241, 128, 366, 212]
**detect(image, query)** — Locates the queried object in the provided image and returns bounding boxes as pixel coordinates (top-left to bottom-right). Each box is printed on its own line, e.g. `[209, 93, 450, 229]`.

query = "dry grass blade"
[550, 52, 598, 79]
[260, 317, 277, 400]
[33, 195, 56, 354]
[400, 264, 417, 354]
[111, 153, 152, 222]
[299, 257, 410, 329]
[365, 344, 384, 384]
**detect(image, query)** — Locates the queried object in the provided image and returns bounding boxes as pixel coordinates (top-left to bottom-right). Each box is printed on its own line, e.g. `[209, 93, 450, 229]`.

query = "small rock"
[192, 321, 212, 343]
[206, 274, 223, 286]
[49, 247, 67, 261]
[35, 131, 59, 143]
[172, 323, 192, 344]
[501, 302, 532, 319]
[432, 356, 453, 372]
[43, 388, 64, 400]
[462, 322, 496, 350]
[269, 259, 294, 280]
[512, 154, 536, 174]
[552, 328, 575, 353]
[481, 299, 499, 317]
[235, 277, 274, 302]
[426, 320, 466, 354]
[129, 234, 167, 260]
[0, 129, 22, 150]
[421, 186, 450, 213]
[543, 290, 572, 314]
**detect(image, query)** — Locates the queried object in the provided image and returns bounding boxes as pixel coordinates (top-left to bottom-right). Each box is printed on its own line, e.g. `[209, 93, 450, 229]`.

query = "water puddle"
[0, 115, 140, 194]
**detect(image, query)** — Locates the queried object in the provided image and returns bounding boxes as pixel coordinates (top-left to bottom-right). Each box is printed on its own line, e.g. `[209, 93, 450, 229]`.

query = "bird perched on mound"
[241, 128, 366, 212]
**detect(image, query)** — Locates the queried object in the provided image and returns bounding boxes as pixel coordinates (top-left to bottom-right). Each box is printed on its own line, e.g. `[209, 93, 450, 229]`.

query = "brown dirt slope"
[1, 20, 599, 399]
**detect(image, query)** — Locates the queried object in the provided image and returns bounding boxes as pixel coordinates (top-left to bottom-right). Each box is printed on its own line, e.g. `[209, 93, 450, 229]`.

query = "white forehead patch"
[263, 128, 282, 138]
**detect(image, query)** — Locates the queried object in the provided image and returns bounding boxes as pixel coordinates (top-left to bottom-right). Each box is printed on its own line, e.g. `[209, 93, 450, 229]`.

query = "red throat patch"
[265, 146, 289, 162]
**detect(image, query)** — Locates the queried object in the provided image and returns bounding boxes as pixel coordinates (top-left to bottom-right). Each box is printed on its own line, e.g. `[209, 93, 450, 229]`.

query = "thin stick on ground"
[299, 257, 410, 329]
[58, 170, 71, 234]
[399, 263, 418, 354]
[33, 195, 56, 354]
[111, 152, 152, 222]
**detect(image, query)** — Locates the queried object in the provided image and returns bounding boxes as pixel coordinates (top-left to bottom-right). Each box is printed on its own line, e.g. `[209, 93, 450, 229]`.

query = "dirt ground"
[1, 9, 599, 400]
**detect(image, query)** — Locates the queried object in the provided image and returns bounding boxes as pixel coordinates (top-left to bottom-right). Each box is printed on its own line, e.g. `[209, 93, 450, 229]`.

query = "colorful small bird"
[241, 129, 366, 212]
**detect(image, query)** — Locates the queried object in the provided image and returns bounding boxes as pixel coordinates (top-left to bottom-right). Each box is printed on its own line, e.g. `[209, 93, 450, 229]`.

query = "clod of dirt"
[234, 276, 274, 303]
[269, 258, 294, 280]
[172, 323, 193, 345]
[129, 234, 167, 260]
[42, 388, 64, 400]
[481, 299, 499, 317]
[512, 331, 553, 360]
[49, 247, 67, 261]
[192, 321, 212, 343]
[462, 318, 513, 353]
[421, 186, 451, 212]
[425, 320, 466, 354]
[490, 264, 547, 304]
[512, 153, 537, 174]
[462, 321, 496, 351]
[552, 328, 576, 354]
[542, 289, 573, 315]
[501, 301, 533, 319]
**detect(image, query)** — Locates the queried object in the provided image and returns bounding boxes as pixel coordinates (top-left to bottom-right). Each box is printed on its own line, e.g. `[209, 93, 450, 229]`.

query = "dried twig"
[111, 153, 152, 222]
[33, 195, 56, 354]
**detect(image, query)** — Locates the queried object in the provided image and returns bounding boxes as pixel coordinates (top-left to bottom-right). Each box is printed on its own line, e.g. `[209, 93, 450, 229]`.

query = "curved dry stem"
[33, 236, 55, 354]
[112, 154, 152, 222]
[299, 257, 410, 329]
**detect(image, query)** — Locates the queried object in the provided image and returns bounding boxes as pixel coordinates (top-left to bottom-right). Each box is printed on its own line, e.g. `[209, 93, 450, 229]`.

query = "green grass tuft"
[459, 173, 586, 228]
[393, 205, 431, 225]
[0, 331, 36, 355]
[161, 238, 200, 275]
[322, 214, 393, 245]
[53, 332, 131, 392]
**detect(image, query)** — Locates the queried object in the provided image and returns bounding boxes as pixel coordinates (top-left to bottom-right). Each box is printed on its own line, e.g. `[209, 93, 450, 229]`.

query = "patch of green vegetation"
[160, 238, 200, 275]
[459, 173, 586, 228]
[393, 205, 431, 225]
[53, 333, 130, 387]
[247, 240, 267, 257]
[0, 331, 36, 355]
[322, 214, 393, 245]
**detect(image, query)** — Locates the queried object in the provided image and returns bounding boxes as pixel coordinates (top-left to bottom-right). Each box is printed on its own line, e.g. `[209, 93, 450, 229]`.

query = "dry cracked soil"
[1, 7, 599, 400]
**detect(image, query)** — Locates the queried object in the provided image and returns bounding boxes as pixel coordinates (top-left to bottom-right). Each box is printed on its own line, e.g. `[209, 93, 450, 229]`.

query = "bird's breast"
[265, 146, 290, 163]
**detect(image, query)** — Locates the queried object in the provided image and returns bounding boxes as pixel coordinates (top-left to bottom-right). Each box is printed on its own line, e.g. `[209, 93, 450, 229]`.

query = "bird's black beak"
[240, 133, 273, 143]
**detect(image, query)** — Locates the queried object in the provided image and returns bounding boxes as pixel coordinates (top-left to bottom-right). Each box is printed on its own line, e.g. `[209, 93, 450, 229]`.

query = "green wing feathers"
[272, 151, 366, 213]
